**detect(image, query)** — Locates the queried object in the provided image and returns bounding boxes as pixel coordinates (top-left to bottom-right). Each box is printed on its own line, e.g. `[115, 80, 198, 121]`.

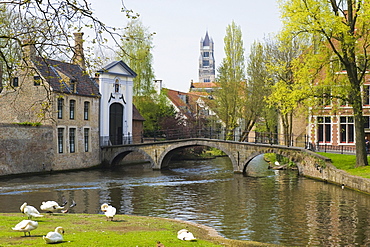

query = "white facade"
[97, 61, 136, 146]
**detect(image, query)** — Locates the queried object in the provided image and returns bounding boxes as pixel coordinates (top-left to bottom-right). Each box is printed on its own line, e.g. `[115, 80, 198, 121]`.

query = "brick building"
[0, 33, 101, 173]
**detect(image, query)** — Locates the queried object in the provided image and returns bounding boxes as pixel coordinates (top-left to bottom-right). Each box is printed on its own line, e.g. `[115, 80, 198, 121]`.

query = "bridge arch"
[157, 140, 237, 169]
[107, 147, 155, 167]
[242, 150, 299, 173]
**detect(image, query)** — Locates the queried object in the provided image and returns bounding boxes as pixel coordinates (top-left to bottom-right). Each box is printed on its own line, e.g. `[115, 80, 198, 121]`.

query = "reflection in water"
[1, 155, 370, 245]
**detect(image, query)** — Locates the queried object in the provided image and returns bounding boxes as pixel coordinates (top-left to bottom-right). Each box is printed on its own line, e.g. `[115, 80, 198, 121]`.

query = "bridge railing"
[139, 127, 311, 149]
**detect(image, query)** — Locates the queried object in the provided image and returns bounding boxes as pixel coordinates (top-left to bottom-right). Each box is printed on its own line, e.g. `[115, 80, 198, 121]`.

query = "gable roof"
[98, 60, 137, 78]
[165, 88, 199, 120]
[33, 56, 100, 97]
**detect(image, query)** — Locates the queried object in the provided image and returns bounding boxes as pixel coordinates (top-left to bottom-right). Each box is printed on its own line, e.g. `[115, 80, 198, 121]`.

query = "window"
[12, 77, 19, 87]
[364, 85, 370, 105]
[57, 128, 64, 153]
[203, 60, 209, 67]
[203, 52, 209, 57]
[70, 100, 75, 119]
[340, 116, 354, 143]
[57, 98, 63, 119]
[115, 79, 119, 93]
[364, 116, 370, 129]
[317, 117, 331, 143]
[204, 78, 210, 82]
[70, 79, 76, 92]
[69, 128, 76, 153]
[84, 128, 89, 152]
[84, 101, 89, 120]
[34, 76, 41, 86]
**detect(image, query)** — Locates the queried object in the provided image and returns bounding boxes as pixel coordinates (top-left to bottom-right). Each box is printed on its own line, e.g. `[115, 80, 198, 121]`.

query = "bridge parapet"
[101, 138, 330, 175]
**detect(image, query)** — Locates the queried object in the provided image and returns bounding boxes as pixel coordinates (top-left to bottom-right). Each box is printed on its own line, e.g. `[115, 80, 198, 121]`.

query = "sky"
[88, 0, 283, 93]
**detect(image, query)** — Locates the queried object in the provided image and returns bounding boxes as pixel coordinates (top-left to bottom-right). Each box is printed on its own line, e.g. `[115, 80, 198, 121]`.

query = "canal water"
[1, 155, 370, 246]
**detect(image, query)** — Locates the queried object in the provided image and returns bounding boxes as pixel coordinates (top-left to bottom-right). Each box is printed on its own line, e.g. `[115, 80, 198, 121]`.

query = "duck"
[177, 229, 196, 241]
[12, 219, 38, 236]
[20, 202, 44, 219]
[43, 226, 64, 244]
[101, 203, 116, 221]
[40, 201, 64, 213]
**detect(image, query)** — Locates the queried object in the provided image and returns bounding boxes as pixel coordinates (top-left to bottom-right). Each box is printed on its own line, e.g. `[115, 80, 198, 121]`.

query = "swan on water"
[12, 220, 38, 236]
[20, 202, 44, 219]
[101, 203, 116, 221]
[43, 226, 64, 244]
[177, 229, 196, 241]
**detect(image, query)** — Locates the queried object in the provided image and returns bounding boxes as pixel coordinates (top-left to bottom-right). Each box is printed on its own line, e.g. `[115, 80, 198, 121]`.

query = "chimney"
[22, 40, 36, 62]
[72, 32, 86, 70]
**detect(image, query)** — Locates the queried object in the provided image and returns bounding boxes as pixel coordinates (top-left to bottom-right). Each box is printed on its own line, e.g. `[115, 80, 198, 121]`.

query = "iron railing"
[102, 127, 357, 155]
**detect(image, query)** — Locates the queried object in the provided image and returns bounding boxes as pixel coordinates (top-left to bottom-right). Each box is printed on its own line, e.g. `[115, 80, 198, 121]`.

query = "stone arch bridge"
[101, 138, 331, 176]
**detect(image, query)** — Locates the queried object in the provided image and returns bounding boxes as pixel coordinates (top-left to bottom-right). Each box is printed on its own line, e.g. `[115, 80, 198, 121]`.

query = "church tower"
[199, 32, 215, 82]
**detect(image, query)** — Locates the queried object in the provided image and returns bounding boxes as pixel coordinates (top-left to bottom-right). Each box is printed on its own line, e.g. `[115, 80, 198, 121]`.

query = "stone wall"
[0, 123, 54, 175]
[298, 150, 370, 194]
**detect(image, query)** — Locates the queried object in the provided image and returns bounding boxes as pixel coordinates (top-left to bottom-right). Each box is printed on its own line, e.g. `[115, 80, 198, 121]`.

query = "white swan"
[43, 226, 64, 244]
[40, 201, 64, 213]
[20, 202, 44, 219]
[177, 229, 196, 241]
[12, 220, 38, 236]
[101, 203, 116, 221]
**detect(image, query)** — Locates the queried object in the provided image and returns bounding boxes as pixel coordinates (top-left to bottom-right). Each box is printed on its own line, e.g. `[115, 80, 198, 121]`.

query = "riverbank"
[0, 213, 275, 246]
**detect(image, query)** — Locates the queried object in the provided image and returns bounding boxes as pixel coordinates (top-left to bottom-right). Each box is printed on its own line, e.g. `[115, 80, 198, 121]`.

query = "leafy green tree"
[214, 21, 246, 138]
[118, 19, 155, 96]
[241, 41, 275, 141]
[134, 92, 177, 134]
[264, 35, 307, 145]
[280, 0, 370, 166]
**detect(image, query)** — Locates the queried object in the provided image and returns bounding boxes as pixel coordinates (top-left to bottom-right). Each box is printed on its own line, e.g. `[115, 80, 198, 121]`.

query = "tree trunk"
[352, 85, 368, 167]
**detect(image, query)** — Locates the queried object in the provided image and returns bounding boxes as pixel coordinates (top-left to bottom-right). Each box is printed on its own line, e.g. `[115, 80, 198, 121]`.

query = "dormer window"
[70, 79, 77, 92]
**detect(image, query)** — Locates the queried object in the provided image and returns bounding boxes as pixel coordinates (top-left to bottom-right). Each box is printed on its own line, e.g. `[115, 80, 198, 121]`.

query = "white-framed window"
[340, 116, 354, 143]
[363, 85, 370, 106]
[317, 116, 331, 143]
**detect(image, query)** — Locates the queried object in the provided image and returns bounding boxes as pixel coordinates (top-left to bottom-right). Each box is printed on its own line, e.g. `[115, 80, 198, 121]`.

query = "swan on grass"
[12, 220, 38, 236]
[43, 226, 64, 244]
[177, 229, 196, 241]
[20, 202, 44, 219]
[40, 201, 64, 213]
[101, 203, 116, 221]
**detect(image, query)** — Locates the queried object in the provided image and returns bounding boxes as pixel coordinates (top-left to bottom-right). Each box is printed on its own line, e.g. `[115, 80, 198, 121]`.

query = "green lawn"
[317, 152, 370, 179]
[0, 213, 273, 247]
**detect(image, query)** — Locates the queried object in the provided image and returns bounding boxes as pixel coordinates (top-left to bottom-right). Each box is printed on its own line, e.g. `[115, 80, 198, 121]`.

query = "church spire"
[199, 32, 215, 83]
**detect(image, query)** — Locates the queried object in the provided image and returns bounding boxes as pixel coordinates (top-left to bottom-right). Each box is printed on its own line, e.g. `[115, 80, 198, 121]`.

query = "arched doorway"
[109, 103, 123, 145]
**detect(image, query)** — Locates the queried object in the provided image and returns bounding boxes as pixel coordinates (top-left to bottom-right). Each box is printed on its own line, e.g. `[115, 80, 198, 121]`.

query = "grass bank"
[0, 213, 274, 247]
[317, 152, 370, 179]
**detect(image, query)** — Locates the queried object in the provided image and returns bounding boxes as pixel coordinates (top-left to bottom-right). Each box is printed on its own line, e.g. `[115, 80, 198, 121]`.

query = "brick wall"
[0, 124, 54, 175]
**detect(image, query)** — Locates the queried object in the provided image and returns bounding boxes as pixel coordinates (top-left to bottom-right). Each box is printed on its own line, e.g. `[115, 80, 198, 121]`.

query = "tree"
[280, 0, 370, 166]
[241, 40, 275, 141]
[264, 35, 307, 145]
[0, 0, 137, 93]
[214, 21, 246, 138]
[118, 19, 155, 96]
